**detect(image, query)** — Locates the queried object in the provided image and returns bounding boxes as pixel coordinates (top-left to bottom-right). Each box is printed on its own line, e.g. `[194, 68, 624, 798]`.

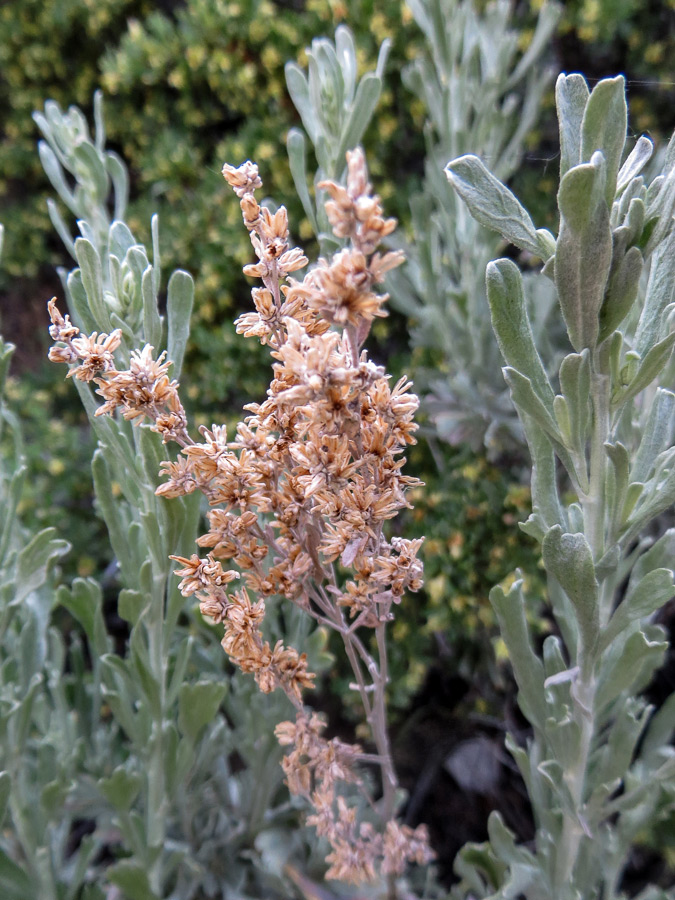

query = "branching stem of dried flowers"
[48, 149, 432, 887]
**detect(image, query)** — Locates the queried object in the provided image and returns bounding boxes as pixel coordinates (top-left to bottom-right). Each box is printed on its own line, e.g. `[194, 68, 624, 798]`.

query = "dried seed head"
[222, 160, 262, 198]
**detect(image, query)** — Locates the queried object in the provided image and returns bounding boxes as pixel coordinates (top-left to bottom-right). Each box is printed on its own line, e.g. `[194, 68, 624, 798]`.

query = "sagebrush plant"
[446, 74, 675, 898]
[20, 95, 333, 900]
[0, 332, 101, 900]
[6, 14, 672, 900]
[45, 107, 434, 887]
[0, 232, 97, 899]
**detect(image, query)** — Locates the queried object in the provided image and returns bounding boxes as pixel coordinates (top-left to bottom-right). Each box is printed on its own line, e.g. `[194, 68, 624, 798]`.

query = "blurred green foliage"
[555, 0, 675, 144]
[399, 444, 545, 691]
[513, 0, 675, 227]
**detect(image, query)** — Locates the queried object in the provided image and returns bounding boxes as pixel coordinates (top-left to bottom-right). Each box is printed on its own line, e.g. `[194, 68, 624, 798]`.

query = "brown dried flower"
[47, 148, 431, 886]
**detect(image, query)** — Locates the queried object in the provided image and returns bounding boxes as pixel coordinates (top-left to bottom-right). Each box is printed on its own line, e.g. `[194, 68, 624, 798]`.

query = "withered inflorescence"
[48, 148, 432, 884]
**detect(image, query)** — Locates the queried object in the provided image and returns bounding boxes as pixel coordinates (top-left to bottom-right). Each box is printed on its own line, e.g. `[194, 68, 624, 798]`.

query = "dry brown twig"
[48, 148, 433, 887]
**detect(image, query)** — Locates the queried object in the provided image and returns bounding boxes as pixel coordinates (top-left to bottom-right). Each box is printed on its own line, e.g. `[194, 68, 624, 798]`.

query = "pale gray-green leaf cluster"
[388, 0, 562, 456]
[448, 74, 675, 900]
[285, 25, 390, 254]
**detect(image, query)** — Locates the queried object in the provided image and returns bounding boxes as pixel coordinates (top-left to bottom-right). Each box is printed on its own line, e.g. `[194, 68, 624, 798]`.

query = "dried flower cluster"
[47, 148, 432, 886]
[171, 552, 314, 702]
[276, 712, 431, 882]
[47, 300, 190, 446]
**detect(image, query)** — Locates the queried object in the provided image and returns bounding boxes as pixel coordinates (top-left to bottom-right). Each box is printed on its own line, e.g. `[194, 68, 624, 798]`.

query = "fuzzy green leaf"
[56, 578, 108, 657]
[75, 238, 110, 332]
[605, 441, 631, 535]
[141, 265, 161, 351]
[556, 73, 590, 180]
[486, 259, 555, 407]
[503, 368, 560, 442]
[631, 388, 675, 483]
[287, 129, 319, 236]
[166, 269, 194, 379]
[599, 245, 643, 342]
[37, 140, 76, 209]
[130, 626, 161, 719]
[445, 155, 545, 257]
[178, 680, 228, 744]
[91, 450, 136, 574]
[630, 530, 675, 587]
[15, 527, 69, 607]
[284, 63, 317, 144]
[336, 72, 382, 166]
[72, 140, 108, 204]
[518, 413, 564, 534]
[106, 151, 129, 222]
[46, 197, 75, 257]
[118, 589, 149, 627]
[542, 527, 599, 659]
[107, 861, 160, 900]
[164, 724, 194, 797]
[597, 629, 668, 710]
[558, 350, 591, 459]
[581, 75, 627, 204]
[617, 136, 653, 194]
[601, 568, 675, 650]
[0, 847, 32, 899]
[41, 779, 71, 817]
[555, 153, 613, 350]
[98, 767, 142, 813]
[66, 269, 98, 334]
[0, 773, 10, 828]
[635, 231, 675, 356]
[614, 331, 675, 409]
[108, 221, 136, 259]
[490, 579, 547, 729]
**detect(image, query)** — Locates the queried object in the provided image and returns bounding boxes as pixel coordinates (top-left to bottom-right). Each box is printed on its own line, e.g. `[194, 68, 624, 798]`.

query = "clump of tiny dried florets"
[281, 149, 404, 336]
[48, 298, 121, 379]
[170, 552, 314, 702]
[212, 151, 431, 883]
[275, 713, 433, 883]
[47, 299, 190, 446]
[48, 149, 432, 886]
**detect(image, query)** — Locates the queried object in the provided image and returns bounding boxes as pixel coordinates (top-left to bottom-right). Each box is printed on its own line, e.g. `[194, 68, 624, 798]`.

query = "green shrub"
[0, 0, 154, 281]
